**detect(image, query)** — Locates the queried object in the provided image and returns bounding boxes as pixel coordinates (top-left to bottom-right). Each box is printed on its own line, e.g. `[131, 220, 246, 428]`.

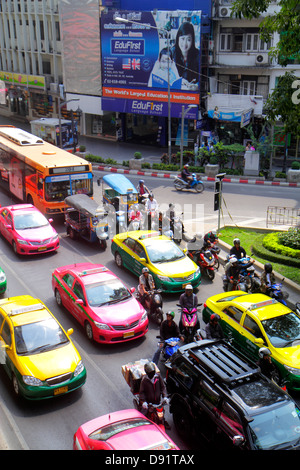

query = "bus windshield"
[45, 174, 93, 201]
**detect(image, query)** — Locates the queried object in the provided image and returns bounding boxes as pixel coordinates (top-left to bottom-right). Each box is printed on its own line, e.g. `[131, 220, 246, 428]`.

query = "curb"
[95, 165, 300, 187]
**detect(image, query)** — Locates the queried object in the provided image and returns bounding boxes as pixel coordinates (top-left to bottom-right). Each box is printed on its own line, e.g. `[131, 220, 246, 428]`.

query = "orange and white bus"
[0, 126, 93, 215]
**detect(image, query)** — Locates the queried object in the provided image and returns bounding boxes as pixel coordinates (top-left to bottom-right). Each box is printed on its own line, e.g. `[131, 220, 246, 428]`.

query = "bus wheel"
[27, 195, 33, 205]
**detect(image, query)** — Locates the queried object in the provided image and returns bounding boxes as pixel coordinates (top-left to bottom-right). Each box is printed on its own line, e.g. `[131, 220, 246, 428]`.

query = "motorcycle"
[174, 173, 204, 193]
[267, 279, 289, 305]
[178, 304, 201, 344]
[187, 248, 215, 281]
[137, 289, 164, 325]
[223, 274, 248, 292]
[156, 336, 181, 362]
[245, 265, 262, 293]
[210, 243, 220, 270]
[132, 395, 166, 430]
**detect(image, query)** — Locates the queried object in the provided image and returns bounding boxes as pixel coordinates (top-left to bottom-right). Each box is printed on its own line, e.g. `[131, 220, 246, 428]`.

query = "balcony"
[214, 51, 270, 67]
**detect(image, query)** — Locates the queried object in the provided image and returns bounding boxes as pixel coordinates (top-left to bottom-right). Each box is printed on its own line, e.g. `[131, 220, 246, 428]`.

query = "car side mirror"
[254, 338, 264, 347]
[130, 287, 136, 293]
[75, 299, 84, 306]
[67, 328, 74, 336]
[233, 435, 244, 447]
[139, 258, 146, 263]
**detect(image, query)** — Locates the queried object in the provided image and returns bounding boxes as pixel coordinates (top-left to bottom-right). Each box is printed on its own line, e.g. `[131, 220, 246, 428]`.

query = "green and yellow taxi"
[0, 266, 7, 295]
[0, 295, 86, 400]
[111, 230, 201, 293]
[203, 291, 300, 391]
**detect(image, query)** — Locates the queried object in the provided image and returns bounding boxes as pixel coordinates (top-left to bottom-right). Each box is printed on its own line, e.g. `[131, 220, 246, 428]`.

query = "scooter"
[174, 173, 204, 193]
[188, 248, 215, 281]
[137, 289, 164, 325]
[156, 336, 181, 362]
[223, 274, 248, 292]
[210, 243, 220, 270]
[267, 279, 289, 305]
[132, 395, 166, 430]
[178, 304, 201, 344]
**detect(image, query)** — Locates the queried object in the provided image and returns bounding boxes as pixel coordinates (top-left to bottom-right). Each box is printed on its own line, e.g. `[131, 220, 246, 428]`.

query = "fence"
[267, 206, 300, 227]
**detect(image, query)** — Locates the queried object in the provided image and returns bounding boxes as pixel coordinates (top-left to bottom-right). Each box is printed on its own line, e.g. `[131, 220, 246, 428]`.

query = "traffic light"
[214, 192, 220, 211]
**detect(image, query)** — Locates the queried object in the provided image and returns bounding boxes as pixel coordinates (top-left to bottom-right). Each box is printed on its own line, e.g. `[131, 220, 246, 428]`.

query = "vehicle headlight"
[141, 310, 148, 322]
[94, 321, 110, 330]
[195, 267, 200, 276]
[284, 365, 300, 376]
[17, 239, 29, 245]
[74, 361, 85, 377]
[52, 234, 59, 242]
[157, 275, 171, 282]
[0, 272, 6, 282]
[23, 375, 43, 386]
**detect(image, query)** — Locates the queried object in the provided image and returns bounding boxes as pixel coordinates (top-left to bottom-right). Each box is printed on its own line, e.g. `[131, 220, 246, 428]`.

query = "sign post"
[215, 173, 226, 232]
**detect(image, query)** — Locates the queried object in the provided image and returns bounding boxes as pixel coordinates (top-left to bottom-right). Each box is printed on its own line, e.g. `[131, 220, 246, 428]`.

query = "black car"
[166, 339, 300, 450]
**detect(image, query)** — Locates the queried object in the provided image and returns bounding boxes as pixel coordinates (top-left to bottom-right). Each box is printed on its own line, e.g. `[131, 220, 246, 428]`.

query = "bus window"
[45, 180, 70, 201]
[72, 178, 90, 195]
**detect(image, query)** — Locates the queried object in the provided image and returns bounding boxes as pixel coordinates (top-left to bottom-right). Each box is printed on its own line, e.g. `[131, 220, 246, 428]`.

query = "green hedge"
[263, 232, 300, 259]
[251, 233, 300, 267]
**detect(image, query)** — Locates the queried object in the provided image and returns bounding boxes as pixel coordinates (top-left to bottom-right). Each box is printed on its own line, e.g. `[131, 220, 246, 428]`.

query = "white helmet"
[259, 347, 271, 358]
[229, 256, 238, 265]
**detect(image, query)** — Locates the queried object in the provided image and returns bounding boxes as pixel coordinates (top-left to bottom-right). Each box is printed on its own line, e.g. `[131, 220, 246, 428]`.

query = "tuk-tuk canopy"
[103, 174, 138, 195]
[64, 194, 106, 218]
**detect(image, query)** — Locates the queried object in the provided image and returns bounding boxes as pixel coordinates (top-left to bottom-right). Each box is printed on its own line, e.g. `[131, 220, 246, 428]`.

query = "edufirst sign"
[100, 10, 201, 118]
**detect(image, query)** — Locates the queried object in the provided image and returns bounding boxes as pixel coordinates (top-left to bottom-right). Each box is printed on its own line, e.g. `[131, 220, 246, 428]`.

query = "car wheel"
[55, 289, 62, 307]
[173, 405, 194, 441]
[99, 239, 107, 250]
[85, 321, 94, 341]
[12, 374, 20, 397]
[115, 252, 123, 268]
[12, 240, 18, 255]
[68, 228, 77, 240]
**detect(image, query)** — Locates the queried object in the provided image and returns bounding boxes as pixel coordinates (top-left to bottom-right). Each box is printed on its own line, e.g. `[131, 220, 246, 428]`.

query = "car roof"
[56, 263, 117, 285]
[115, 230, 171, 245]
[0, 295, 51, 327]
[208, 292, 291, 321]
[1, 204, 37, 213]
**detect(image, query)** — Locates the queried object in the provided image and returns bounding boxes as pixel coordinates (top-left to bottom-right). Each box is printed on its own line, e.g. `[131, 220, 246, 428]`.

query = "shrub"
[291, 161, 300, 170]
[262, 232, 300, 259]
[85, 154, 105, 163]
[134, 151, 142, 159]
[278, 227, 300, 250]
[275, 171, 286, 178]
[251, 234, 300, 268]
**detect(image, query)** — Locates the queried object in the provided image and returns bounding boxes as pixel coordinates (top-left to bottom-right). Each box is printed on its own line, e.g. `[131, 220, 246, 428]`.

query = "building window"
[220, 34, 231, 51]
[242, 81, 256, 95]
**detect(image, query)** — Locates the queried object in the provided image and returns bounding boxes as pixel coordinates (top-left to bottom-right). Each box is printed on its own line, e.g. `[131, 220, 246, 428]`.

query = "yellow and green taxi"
[0, 295, 86, 400]
[111, 230, 201, 293]
[0, 266, 7, 295]
[203, 291, 300, 391]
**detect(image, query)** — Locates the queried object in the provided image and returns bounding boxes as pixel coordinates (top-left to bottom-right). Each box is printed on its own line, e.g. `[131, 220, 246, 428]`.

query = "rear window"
[89, 418, 151, 441]
[234, 381, 286, 408]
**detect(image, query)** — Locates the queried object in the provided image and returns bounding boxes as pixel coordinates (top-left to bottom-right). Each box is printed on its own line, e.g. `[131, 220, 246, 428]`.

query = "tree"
[231, 0, 300, 65]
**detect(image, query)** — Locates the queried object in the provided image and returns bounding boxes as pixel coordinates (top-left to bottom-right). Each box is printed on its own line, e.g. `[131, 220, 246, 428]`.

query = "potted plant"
[205, 155, 220, 177]
[78, 145, 86, 158]
[129, 151, 144, 169]
[287, 161, 300, 183]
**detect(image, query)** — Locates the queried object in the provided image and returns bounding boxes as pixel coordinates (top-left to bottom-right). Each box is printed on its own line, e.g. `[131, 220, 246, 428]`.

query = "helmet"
[233, 238, 240, 245]
[169, 203, 175, 209]
[184, 164, 189, 168]
[211, 230, 218, 238]
[142, 267, 149, 274]
[185, 284, 193, 291]
[264, 263, 273, 274]
[166, 311, 175, 319]
[210, 314, 220, 322]
[149, 193, 154, 198]
[259, 347, 271, 359]
[229, 256, 238, 265]
[139, 179, 144, 184]
[144, 361, 156, 379]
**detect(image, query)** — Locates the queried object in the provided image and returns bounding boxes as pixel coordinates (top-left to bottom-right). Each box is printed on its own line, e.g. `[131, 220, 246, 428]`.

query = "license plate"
[123, 331, 134, 339]
[182, 282, 190, 288]
[38, 246, 47, 251]
[54, 386, 68, 395]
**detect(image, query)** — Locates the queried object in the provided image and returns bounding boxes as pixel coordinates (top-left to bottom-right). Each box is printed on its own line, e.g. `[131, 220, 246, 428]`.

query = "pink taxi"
[73, 409, 179, 450]
[52, 262, 148, 344]
[0, 204, 59, 255]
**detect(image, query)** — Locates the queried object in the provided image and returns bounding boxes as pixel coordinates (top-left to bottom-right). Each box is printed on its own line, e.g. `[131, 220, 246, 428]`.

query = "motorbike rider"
[179, 284, 200, 338]
[181, 164, 193, 186]
[203, 230, 218, 250]
[230, 238, 247, 260]
[224, 256, 241, 291]
[139, 362, 170, 429]
[138, 267, 155, 311]
[257, 347, 276, 380]
[137, 179, 150, 203]
[152, 311, 183, 365]
[145, 193, 158, 230]
[205, 314, 224, 340]
[260, 263, 276, 294]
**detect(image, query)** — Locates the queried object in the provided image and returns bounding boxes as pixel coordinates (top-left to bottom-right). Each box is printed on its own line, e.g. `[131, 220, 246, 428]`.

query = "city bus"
[0, 126, 93, 215]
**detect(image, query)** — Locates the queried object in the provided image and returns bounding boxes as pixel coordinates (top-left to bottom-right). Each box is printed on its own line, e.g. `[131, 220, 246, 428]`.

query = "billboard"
[100, 10, 202, 118]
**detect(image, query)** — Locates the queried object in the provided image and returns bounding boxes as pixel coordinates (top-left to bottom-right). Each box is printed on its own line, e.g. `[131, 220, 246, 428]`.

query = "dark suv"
[166, 339, 300, 450]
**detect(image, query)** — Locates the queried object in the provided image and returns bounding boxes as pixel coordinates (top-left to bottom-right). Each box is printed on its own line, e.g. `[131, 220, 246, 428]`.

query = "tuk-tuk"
[102, 174, 139, 212]
[64, 194, 109, 249]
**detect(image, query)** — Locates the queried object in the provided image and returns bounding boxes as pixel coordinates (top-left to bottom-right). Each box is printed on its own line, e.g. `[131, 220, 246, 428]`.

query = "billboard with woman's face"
[100, 10, 201, 118]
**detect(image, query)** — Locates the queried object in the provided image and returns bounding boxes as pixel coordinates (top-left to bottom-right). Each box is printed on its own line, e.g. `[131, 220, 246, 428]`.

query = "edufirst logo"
[132, 101, 163, 112]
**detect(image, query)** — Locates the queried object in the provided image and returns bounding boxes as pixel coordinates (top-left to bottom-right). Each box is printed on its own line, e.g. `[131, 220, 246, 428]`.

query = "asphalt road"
[0, 172, 299, 450]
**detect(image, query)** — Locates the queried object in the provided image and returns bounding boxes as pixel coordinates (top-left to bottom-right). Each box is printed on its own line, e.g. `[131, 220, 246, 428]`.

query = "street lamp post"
[180, 105, 197, 169]
[115, 16, 172, 164]
[58, 96, 80, 148]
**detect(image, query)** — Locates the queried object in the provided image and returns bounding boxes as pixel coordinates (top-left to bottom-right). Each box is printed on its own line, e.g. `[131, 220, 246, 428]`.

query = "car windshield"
[89, 418, 151, 441]
[14, 212, 49, 230]
[146, 240, 185, 263]
[85, 278, 131, 307]
[14, 318, 69, 355]
[249, 402, 300, 450]
[261, 311, 300, 347]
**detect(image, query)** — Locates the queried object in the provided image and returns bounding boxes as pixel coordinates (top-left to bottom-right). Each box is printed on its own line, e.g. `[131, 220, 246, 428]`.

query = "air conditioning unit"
[220, 7, 231, 17]
[50, 83, 59, 93]
[255, 54, 269, 65]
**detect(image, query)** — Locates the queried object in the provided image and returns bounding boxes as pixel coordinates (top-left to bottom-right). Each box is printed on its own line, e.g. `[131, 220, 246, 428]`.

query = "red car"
[52, 263, 148, 344]
[0, 204, 59, 255]
[73, 409, 179, 450]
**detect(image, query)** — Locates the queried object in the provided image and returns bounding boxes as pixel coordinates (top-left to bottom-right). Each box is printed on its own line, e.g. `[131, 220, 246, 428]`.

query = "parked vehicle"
[174, 173, 204, 193]
[137, 289, 164, 325]
[166, 339, 300, 449]
[64, 194, 109, 249]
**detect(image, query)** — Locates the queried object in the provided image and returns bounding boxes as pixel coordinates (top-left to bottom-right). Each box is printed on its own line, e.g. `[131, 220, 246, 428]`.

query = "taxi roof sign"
[139, 231, 161, 240]
[249, 299, 277, 310]
[79, 267, 108, 276]
[10, 303, 44, 316]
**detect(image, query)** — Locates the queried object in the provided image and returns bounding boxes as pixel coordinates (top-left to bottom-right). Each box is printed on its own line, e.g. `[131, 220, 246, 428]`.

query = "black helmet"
[264, 263, 273, 274]
[144, 362, 156, 379]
